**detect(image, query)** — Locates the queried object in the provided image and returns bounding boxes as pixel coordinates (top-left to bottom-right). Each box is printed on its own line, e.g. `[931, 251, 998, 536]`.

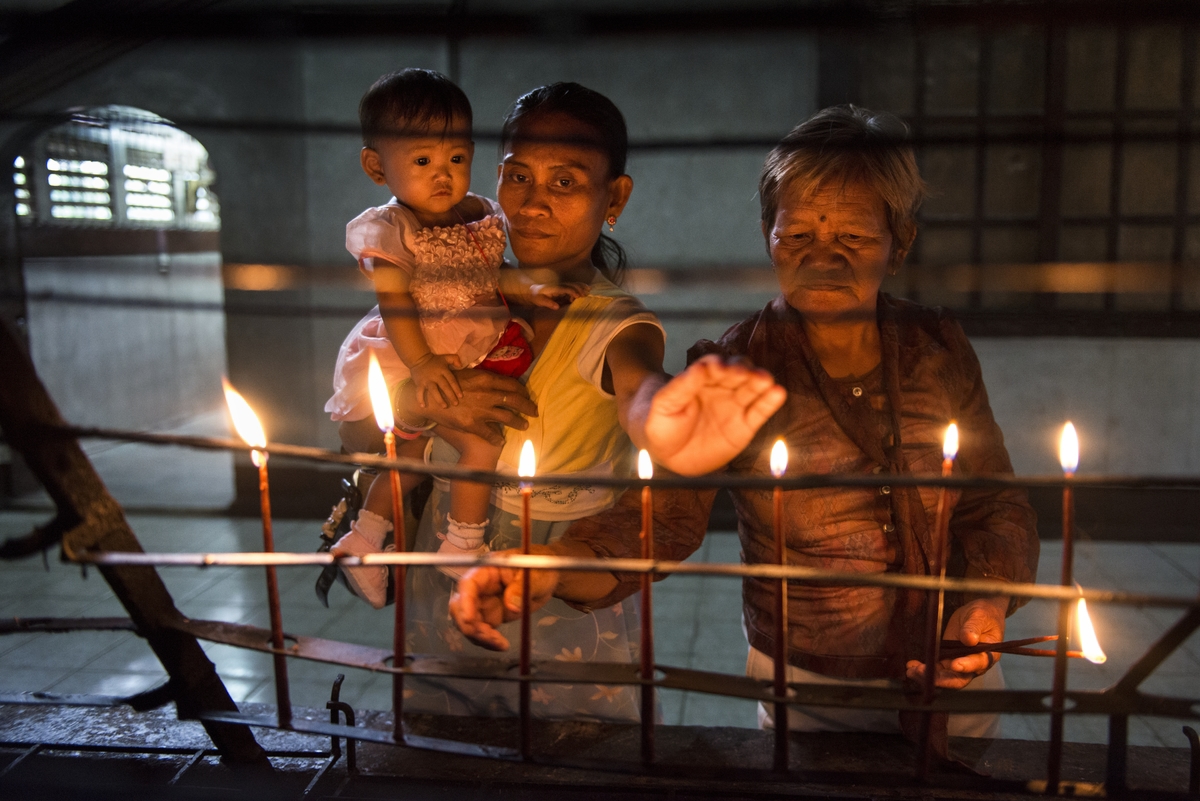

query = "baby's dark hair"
[359, 68, 473, 148]
[501, 82, 629, 286]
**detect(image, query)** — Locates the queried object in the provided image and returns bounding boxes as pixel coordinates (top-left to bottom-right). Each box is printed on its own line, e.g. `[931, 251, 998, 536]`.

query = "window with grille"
[12, 105, 220, 231]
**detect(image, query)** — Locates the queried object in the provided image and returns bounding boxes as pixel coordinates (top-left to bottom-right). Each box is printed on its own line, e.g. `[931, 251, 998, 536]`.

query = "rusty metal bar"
[30, 420, 1200, 493]
[0, 319, 268, 767]
[1184, 725, 1199, 796]
[69, 550, 1200, 609]
[1107, 713, 1128, 794]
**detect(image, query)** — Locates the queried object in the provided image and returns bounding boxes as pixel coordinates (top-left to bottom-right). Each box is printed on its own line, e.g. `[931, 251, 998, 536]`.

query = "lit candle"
[638, 449, 655, 764]
[1076, 597, 1107, 665]
[517, 439, 535, 760]
[1048, 422, 1079, 792]
[769, 438, 789, 772]
[918, 422, 958, 778]
[923, 423, 959, 700]
[222, 378, 291, 727]
[366, 353, 407, 742]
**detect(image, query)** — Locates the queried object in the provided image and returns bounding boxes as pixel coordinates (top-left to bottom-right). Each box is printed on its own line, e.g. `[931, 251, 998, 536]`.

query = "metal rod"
[772, 484, 788, 772]
[1047, 483, 1074, 793]
[37, 421, 1200, 492]
[1183, 725, 1199, 796]
[258, 458, 291, 728]
[385, 432, 405, 743]
[1107, 714, 1128, 794]
[519, 484, 532, 760]
[70, 551, 1200, 608]
[640, 484, 655, 765]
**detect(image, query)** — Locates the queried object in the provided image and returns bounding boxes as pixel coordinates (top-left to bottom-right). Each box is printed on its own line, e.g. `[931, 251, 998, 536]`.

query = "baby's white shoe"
[435, 517, 489, 580]
[333, 509, 392, 609]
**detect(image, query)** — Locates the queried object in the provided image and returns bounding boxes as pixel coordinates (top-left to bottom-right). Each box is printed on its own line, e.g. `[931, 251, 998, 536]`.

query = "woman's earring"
[607, 215, 617, 232]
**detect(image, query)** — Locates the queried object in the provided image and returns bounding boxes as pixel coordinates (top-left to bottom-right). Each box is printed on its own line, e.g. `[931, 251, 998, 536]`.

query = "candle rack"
[2, 366, 1199, 795]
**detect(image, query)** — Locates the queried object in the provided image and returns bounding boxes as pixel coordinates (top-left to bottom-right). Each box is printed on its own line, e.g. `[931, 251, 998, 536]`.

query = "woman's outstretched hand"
[645, 354, 787, 476]
[448, 547, 560, 651]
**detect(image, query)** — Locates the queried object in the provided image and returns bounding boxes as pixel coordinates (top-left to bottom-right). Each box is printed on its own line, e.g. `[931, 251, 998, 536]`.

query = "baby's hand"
[411, 353, 462, 409]
[525, 282, 591, 310]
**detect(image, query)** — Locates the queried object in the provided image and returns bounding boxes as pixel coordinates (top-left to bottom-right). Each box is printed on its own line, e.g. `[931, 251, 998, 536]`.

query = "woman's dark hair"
[501, 82, 629, 286]
[359, 68, 473, 148]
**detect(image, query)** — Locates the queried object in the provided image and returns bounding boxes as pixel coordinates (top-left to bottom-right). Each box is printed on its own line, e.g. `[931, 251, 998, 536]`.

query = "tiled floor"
[1, 507, 1197, 748]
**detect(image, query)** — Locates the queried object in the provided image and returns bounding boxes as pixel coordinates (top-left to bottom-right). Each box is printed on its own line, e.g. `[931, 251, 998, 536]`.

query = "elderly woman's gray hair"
[758, 105, 927, 250]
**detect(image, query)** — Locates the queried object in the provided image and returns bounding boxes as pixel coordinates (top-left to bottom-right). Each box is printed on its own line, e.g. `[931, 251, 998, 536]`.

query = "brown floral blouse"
[562, 293, 1039, 681]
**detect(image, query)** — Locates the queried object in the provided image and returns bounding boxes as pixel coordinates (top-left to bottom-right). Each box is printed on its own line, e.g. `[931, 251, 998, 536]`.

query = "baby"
[324, 69, 585, 607]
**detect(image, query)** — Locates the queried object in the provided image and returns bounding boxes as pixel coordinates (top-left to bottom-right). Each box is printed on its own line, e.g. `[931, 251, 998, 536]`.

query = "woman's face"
[764, 179, 905, 322]
[497, 112, 632, 275]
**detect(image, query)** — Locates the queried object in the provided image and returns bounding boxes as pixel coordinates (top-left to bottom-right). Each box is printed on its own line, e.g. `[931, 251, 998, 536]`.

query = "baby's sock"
[441, 516, 488, 551]
[436, 516, 489, 579]
[351, 509, 392, 552]
[334, 509, 393, 609]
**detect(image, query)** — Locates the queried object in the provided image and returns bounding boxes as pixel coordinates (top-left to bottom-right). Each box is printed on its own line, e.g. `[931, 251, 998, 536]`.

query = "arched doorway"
[7, 105, 232, 509]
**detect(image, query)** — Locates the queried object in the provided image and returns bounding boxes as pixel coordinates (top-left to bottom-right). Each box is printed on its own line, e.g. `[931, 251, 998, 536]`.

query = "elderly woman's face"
[764, 180, 901, 321]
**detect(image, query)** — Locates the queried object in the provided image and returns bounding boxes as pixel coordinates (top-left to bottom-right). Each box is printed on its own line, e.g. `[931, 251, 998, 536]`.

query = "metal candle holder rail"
[8, 419, 1200, 793]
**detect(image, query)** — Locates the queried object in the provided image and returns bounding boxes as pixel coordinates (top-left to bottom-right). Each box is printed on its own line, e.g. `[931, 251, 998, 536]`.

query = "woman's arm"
[603, 322, 787, 475]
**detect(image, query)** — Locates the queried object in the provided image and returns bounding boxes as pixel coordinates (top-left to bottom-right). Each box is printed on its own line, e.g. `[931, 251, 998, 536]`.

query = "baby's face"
[367, 117, 474, 224]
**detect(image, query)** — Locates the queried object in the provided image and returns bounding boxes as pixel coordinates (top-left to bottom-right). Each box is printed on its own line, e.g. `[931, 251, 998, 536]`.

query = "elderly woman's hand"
[645, 354, 787, 476]
[397, 368, 538, 447]
[904, 597, 1008, 689]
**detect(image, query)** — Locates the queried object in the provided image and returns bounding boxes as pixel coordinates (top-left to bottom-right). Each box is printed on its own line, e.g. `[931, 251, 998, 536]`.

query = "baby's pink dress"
[325, 195, 508, 422]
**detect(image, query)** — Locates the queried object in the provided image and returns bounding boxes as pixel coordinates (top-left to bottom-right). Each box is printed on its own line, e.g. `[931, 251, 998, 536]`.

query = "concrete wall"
[7, 26, 1200, 491]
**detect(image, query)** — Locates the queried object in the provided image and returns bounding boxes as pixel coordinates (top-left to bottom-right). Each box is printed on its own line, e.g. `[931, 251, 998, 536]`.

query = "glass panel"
[923, 29, 980, 115]
[1061, 143, 1112, 218]
[917, 226, 973, 265]
[982, 227, 1039, 263]
[983, 145, 1041, 218]
[1066, 27, 1116, 112]
[1120, 142, 1177, 216]
[920, 146, 976, 219]
[988, 27, 1045, 115]
[1118, 224, 1174, 261]
[1125, 26, 1181, 111]
[1059, 225, 1109, 261]
[859, 34, 916, 116]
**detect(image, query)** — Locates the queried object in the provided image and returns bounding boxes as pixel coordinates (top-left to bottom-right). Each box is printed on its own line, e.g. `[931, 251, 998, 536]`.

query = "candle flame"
[222, 378, 267, 467]
[366, 352, 394, 433]
[770, 439, 788, 479]
[638, 449, 653, 481]
[942, 422, 959, 461]
[518, 439, 536, 478]
[1060, 422, 1079, 475]
[1076, 597, 1107, 664]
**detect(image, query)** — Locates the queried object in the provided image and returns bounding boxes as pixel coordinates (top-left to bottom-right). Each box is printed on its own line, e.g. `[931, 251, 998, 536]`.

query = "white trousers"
[746, 646, 1003, 738]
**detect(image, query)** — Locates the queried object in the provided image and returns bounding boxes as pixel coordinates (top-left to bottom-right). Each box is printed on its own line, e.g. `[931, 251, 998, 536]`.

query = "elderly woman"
[451, 105, 1039, 740]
